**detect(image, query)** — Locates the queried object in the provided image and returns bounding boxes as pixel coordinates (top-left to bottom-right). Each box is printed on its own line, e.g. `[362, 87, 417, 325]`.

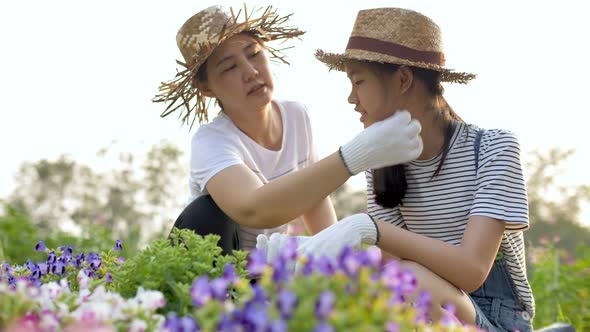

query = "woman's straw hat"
[154, 5, 303, 127]
[316, 8, 475, 84]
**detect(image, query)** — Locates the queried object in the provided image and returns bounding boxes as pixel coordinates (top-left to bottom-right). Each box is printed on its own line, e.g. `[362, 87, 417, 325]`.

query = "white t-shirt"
[188, 99, 318, 250]
[366, 123, 535, 317]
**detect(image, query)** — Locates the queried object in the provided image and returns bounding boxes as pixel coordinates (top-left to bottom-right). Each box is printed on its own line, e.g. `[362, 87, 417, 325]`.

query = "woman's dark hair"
[367, 61, 463, 208]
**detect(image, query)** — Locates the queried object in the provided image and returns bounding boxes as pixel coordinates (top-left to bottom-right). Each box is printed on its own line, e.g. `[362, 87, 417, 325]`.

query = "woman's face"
[345, 60, 403, 128]
[200, 33, 274, 112]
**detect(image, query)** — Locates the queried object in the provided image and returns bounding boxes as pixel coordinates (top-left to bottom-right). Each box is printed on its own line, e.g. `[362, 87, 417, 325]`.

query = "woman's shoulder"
[191, 115, 239, 147]
[274, 98, 308, 111]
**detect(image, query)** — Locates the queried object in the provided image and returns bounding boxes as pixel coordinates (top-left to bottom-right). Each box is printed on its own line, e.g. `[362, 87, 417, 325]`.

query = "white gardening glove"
[296, 213, 379, 260]
[340, 110, 422, 175]
[256, 233, 311, 263]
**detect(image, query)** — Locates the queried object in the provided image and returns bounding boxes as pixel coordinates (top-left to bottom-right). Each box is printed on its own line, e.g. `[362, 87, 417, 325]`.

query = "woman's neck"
[229, 101, 283, 151]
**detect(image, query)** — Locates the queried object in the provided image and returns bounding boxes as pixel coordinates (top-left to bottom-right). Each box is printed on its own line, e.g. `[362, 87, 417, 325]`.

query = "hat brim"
[315, 49, 476, 84]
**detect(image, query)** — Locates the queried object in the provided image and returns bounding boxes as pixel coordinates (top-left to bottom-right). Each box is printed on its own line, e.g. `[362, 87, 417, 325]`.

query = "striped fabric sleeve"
[365, 170, 405, 227]
[470, 130, 529, 231]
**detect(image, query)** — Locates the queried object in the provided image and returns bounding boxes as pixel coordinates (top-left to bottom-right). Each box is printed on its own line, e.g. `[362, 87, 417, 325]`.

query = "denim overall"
[470, 130, 532, 331]
[469, 253, 533, 331]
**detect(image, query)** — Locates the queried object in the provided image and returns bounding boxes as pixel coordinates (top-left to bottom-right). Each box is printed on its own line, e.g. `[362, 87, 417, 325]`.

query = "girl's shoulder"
[460, 124, 520, 147]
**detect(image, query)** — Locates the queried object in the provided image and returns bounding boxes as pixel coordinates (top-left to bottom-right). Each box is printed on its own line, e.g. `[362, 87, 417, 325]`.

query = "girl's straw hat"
[154, 5, 303, 126]
[316, 8, 475, 84]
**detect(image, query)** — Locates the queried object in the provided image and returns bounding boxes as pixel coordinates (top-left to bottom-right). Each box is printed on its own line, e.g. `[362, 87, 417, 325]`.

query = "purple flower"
[242, 301, 269, 331]
[90, 258, 102, 270]
[51, 261, 66, 276]
[301, 255, 315, 276]
[316, 256, 336, 276]
[217, 313, 239, 331]
[277, 289, 297, 319]
[251, 284, 267, 304]
[164, 313, 200, 332]
[339, 247, 361, 277]
[210, 278, 229, 300]
[2, 262, 12, 273]
[191, 276, 211, 307]
[247, 249, 267, 277]
[272, 260, 291, 284]
[268, 319, 287, 332]
[399, 269, 417, 295]
[222, 264, 238, 284]
[73, 253, 85, 268]
[313, 321, 335, 332]
[363, 246, 382, 267]
[315, 290, 334, 320]
[414, 291, 432, 323]
[47, 251, 57, 264]
[441, 303, 458, 326]
[37, 262, 50, 276]
[105, 272, 113, 283]
[280, 237, 298, 261]
[83, 267, 96, 279]
[114, 240, 123, 251]
[385, 321, 399, 332]
[59, 245, 73, 257]
[35, 240, 47, 252]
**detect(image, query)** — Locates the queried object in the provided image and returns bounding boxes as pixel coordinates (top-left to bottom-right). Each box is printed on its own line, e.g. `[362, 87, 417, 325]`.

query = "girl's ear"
[398, 66, 414, 95]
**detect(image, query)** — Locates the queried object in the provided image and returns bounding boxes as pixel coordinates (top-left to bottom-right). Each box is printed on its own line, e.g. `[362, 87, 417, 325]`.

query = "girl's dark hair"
[367, 62, 463, 208]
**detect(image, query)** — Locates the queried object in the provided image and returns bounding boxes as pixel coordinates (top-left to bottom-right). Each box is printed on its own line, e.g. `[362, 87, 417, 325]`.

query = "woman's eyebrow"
[215, 42, 258, 68]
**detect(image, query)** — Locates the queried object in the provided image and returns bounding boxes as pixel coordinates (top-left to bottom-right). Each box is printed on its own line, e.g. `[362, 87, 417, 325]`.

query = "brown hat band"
[346, 36, 446, 66]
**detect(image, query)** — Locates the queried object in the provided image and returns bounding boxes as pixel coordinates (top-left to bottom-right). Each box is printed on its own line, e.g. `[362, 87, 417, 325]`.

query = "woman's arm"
[376, 215, 505, 293]
[302, 197, 337, 234]
[207, 111, 422, 230]
[207, 152, 349, 229]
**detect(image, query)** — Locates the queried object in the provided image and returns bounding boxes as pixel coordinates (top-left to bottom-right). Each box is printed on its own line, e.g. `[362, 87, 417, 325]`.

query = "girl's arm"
[376, 215, 505, 292]
[302, 197, 337, 234]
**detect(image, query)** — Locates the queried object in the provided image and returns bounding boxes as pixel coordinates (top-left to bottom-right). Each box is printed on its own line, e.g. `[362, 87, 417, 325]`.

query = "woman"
[153, 5, 422, 254]
[294, 7, 534, 331]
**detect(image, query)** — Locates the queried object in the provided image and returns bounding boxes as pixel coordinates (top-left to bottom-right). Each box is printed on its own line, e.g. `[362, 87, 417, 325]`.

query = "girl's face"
[200, 33, 274, 112]
[345, 61, 404, 128]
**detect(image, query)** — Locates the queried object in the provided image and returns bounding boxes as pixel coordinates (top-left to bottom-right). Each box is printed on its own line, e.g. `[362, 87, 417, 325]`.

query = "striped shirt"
[366, 122, 535, 317]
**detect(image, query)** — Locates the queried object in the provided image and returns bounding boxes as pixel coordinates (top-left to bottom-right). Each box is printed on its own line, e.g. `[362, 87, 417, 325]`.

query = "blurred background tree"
[3, 140, 187, 259]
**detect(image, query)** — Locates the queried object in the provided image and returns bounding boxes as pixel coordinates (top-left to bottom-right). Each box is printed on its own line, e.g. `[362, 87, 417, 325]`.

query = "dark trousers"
[170, 195, 241, 255]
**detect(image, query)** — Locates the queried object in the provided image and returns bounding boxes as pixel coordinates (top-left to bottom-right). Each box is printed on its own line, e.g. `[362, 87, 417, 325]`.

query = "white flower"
[135, 287, 166, 311]
[77, 269, 90, 290]
[128, 319, 148, 332]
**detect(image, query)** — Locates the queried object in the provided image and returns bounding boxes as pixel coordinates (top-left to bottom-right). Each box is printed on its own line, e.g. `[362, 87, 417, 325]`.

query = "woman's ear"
[193, 74, 216, 98]
[398, 66, 414, 94]
[195, 80, 216, 98]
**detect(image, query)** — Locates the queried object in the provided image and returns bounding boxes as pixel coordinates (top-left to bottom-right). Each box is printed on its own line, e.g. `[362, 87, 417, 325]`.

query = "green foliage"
[529, 244, 590, 330]
[108, 228, 249, 315]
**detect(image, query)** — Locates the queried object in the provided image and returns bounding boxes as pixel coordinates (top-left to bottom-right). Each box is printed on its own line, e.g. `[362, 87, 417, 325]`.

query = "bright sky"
[1, 1, 589, 223]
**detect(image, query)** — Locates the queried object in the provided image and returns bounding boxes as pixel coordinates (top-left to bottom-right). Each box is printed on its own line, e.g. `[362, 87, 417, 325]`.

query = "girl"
[297, 7, 534, 332]
[153, 6, 422, 254]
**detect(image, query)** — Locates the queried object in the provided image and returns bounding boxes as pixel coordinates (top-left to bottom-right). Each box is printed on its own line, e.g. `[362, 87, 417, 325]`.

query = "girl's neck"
[412, 97, 449, 161]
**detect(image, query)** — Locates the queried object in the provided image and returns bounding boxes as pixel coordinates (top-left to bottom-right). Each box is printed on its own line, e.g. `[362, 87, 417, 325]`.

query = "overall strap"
[474, 129, 485, 172]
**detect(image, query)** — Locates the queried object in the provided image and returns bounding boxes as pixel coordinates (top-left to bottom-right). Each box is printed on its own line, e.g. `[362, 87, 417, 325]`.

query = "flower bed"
[1, 229, 480, 331]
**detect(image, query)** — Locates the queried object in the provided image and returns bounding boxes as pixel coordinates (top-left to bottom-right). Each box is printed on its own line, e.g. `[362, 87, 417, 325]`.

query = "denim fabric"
[468, 255, 533, 332]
